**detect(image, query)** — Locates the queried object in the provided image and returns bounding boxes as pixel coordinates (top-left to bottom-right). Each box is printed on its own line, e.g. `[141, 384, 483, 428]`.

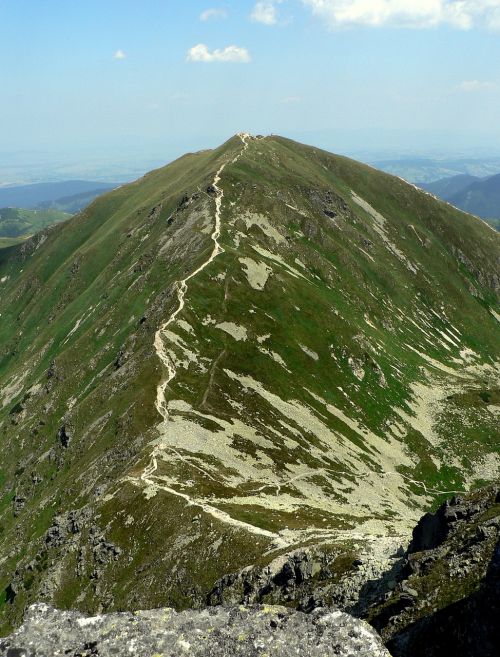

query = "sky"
[1, 0, 500, 180]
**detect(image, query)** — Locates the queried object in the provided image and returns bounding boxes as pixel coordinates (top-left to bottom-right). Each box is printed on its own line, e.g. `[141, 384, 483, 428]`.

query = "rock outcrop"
[367, 486, 500, 657]
[208, 538, 406, 616]
[0, 603, 390, 657]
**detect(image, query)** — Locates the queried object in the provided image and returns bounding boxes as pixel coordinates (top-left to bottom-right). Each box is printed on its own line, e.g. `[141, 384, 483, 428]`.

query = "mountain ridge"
[0, 133, 498, 632]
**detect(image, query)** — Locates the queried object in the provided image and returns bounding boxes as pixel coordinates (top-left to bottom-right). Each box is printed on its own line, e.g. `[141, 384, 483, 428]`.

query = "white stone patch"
[177, 319, 194, 335]
[223, 369, 419, 528]
[436, 328, 460, 348]
[351, 191, 418, 274]
[233, 231, 246, 248]
[257, 333, 271, 344]
[460, 348, 479, 362]
[388, 421, 406, 438]
[490, 308, 500, 324]
[364, 315, 377, 330]
[357, 246, 375, 262]
[0, 276, 9, 283]
[299, 344, 319, 361]
[1, 371, 28, 408]
[393, 380, 450, 447]
[77, 616, 104, 628]
[240, 211, 286, 245]
[62, 304, 99, 345]
[259, 347, 290, 371]
[252, 245, 309, 281]
[465, 452, 500, 487]
[348, 357, 365, 381]
[285, 202, 308, 217]
[216, 322, 248, 341]
[405, 344, 466, 377]
[158, 400, 277, 481]
[164, 330, 207, 372]
[239, 257, 272, 291]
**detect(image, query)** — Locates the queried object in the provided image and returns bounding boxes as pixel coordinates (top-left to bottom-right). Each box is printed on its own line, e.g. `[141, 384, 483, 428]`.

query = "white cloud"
[186, 44, 251, 63]
[200, 8, 228, 21]
[302, 0, 500, 30]
[281, 95, 302, 103]
[251, 1, 282, 25]
[458, 80, 498, 92]
[113, 49, 126, 60]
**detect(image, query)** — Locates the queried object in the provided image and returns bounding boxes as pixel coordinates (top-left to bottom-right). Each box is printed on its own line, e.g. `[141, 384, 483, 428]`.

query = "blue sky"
[1, 0, 500, 176]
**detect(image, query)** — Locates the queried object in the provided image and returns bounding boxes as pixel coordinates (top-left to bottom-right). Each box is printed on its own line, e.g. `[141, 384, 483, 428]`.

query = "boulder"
[0, 603, 391, 657]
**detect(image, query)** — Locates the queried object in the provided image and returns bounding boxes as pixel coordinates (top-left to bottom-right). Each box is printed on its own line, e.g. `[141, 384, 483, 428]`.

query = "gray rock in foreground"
[0, 603, 391, 657]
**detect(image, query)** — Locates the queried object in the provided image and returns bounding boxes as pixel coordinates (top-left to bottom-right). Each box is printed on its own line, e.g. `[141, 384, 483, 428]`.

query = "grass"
[0, 207, 70, 239]
[0, 133, 498, 632]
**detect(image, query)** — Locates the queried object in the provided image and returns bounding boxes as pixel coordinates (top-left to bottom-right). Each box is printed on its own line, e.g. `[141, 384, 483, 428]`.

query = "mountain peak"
[0, 135, 498, 631]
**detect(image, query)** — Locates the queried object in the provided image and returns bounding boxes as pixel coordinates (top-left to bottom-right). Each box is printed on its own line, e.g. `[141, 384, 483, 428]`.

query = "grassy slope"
[0, 135, 498, 632]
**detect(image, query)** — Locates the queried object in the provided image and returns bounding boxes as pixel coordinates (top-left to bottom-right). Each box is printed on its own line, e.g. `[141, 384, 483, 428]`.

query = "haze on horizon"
[2, 0, 500, 182]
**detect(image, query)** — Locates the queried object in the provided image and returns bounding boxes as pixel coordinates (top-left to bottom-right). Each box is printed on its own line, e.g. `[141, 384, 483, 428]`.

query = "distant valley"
[0, 181, 120, 248]
[372, 156, 500, 184]
[0, 180, 120, 210]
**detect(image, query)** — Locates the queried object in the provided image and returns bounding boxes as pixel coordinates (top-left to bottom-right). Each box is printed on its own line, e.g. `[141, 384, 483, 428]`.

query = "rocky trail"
[132, 133, 288, 543]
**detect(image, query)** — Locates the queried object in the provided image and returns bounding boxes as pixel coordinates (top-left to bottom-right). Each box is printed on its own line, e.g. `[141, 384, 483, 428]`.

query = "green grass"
[0, 207, 70, 239]
[0, 134, 498, 632]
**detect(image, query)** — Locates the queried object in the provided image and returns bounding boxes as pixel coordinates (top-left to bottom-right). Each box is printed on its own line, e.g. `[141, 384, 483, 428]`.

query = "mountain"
[0, 207, 70, 240]
[420, 174, 500, 230]
[420, 174, 482, 199]
[0, 181, 119, 210]
[368, 485, 500, 656]
[370, 157, 500, 184]
[0, 134, 498, 634]
[2, 486, 499, 656]
[447, 174, 500, 222]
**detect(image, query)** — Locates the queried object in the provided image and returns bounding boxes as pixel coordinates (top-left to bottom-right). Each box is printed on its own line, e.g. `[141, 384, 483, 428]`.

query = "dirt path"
[133, 134, 290, 544]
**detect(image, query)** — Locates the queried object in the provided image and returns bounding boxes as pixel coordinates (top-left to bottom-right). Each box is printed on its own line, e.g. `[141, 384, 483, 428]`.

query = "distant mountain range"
[0, 180, 119, 211]
[420, 174, 500, 230]
[0, 181, 121, 247]
[371, 157, 500, 184]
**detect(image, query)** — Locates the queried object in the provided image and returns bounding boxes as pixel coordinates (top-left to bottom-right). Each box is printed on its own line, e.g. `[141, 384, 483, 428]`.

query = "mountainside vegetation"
[0, 207, 70, 241]
[0, 134, 498, 634]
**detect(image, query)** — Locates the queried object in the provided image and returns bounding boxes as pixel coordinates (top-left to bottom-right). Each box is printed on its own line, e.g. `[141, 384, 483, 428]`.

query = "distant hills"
[0, 207, 71, 249]
[0, 181, 121, 248]
[422, 174, 480, 199]
[0, 207, 70, 240]
[420, 174, 500, 230]
[0, 180, 119, 211]
[372, 156, 500, 184]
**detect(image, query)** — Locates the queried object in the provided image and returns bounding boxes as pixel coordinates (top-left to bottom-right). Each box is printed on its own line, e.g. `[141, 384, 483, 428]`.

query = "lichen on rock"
[0, 603, 390, 657]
